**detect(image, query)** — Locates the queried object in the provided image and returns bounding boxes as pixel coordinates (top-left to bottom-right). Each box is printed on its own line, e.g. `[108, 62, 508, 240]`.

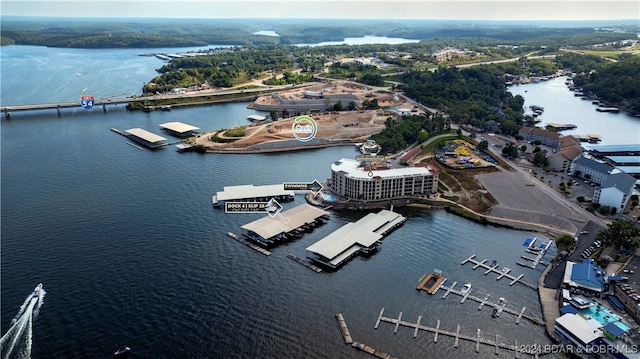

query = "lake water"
[0, 45, 575, 359]
[508, 77, 640, 146]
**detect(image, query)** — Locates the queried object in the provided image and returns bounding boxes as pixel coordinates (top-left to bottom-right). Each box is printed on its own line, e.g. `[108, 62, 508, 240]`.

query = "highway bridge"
[1, 86, 278, 119]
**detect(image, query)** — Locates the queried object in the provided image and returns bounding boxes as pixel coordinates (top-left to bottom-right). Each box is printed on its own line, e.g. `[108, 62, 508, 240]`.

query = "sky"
[1, 0, 639, 21]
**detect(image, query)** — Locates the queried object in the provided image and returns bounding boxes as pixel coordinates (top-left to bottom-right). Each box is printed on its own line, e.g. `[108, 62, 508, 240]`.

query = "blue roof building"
[563, 259, 606, 293]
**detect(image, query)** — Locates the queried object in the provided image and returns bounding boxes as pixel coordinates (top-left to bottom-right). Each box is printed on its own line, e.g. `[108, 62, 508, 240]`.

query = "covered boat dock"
[306, 209, 406, 270]
[212, 184, 295, 207]
[125, 128, 168, 149]
[241, 203, 329, 246]
[159, 121, 201, 138]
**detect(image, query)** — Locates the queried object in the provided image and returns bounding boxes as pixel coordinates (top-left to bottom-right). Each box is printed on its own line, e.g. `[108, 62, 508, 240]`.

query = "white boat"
[114, 346, 131, 356]
[461, 283, 471, 294]
[32, 283, 43, 298]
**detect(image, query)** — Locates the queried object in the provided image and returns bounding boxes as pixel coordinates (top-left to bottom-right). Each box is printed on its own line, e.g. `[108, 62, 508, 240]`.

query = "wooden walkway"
[287, 253, 322, 272]
[435, 281, 543, 325]
[225, 232, 271, 256]
[374, 308, 541, 358]
[461, 255, 537, 290]
[517, 242, 552, 269]
[335, 313, 397, 359]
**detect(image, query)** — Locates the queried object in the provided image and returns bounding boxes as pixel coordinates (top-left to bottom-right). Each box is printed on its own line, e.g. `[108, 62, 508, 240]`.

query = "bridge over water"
[1, 87, 272, 118]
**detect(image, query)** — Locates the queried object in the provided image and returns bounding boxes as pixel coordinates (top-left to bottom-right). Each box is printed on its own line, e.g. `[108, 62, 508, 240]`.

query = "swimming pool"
[323, 194, 337, 202]
[581, 303, 632, 332]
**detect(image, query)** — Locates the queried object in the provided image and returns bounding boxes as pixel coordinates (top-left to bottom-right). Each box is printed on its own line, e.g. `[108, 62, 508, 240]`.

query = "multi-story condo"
[330, 158, 438, 201]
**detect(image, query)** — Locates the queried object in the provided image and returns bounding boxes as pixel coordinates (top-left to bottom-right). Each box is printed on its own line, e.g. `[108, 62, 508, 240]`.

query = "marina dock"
[517, 241, 552, 269]
[287, 253, 322, 272]
[336, 312, 397, 359]
[213, 183, 295, 207]
[416, 270, 446, 294]
[375, 308, 541, 357]
[461, 255, 537, 290]
[225, 232, 271, 256]
[436, 281, 542, 325]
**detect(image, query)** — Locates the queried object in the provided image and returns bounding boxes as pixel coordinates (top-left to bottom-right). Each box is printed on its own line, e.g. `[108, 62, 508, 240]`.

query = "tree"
[478, 140, 489, 151]
[502, 143, 519, 159]
[456, 128, 462, 138]
[596, 219, 640, 251]
[533, 151, 548, 167]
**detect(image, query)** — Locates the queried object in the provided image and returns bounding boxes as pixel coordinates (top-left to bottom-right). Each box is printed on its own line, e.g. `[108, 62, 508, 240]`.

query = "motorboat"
[461, 283, 471, 294]
[491, 307, 499, 318]
[32, 283, 43, 298]
[114, 346, 131, 356]
[490, 260, 498, 267]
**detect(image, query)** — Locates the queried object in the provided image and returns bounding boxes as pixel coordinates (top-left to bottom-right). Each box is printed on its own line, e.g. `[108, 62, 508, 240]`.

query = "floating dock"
[125, 128, 168, 149]
[225, 232, 271, 256]
[375, 308, 542, 357]
[241, 204, 329, 247]
[436, 281, 542, 325]
[305, 209, 406, 270]
[213, 184, 295, 207]
[517, 240, 552, 269]
[336, 312, 397, 359]
[159, 121, 200, 138]
[287, 253, 322, 272]
[417, 270, 446, 294]
[461, 255, 537, 290]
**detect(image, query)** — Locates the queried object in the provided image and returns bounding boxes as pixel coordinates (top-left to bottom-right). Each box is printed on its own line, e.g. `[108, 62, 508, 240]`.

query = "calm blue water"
[508, 77, 640, 146]
[0, 45, 574, 359]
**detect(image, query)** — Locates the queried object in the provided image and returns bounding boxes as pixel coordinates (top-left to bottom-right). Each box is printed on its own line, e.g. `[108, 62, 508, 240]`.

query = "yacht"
[461, 283, 471, 294]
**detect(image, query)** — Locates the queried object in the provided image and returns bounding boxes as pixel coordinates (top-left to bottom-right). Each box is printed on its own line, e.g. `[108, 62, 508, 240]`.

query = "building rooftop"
[332, 158, 431, 179]
[216, 184, 294, 202]
[573, 156, 615, 175]
[585, 144, 640, 154]
[241, 204, 329, 240]
[306, 209, 405, 267]
[159, 121, 200, 134]
[555, 313, 602, 345]
[564, 259, 606, 293]
[125, 128, 167, 144]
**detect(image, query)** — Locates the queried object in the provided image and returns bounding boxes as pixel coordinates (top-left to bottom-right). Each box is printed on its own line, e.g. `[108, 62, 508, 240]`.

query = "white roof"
[241, 204, 329, 239]
[159, 122, 200, 133]
[556, 314, 602, 344]
[216, 184, 294, 201]
[125, 128, 167, 143]
[332, 158, 431, 179]
[306, 209, 405, 260]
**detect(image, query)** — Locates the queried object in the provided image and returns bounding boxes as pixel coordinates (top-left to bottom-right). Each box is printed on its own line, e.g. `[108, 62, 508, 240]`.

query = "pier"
[375, 308, 541, 357]
[337, 312, 397, 359]
[436, 281, 543, 325]
[287, 253, 322, 272]
[225, 232, 272, 256]
[461, 255, 537, 290]
[517, 241, 552, 269]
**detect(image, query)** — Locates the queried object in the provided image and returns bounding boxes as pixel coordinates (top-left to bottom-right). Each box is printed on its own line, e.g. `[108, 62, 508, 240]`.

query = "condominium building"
[330, 158, 438, 201]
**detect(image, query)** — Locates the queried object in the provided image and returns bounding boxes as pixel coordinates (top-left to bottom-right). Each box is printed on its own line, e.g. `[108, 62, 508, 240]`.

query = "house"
[519, 126, 561, 149]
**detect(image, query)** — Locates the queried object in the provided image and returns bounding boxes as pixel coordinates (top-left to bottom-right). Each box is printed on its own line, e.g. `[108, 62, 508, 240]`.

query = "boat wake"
[1, 285, 45, 359]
